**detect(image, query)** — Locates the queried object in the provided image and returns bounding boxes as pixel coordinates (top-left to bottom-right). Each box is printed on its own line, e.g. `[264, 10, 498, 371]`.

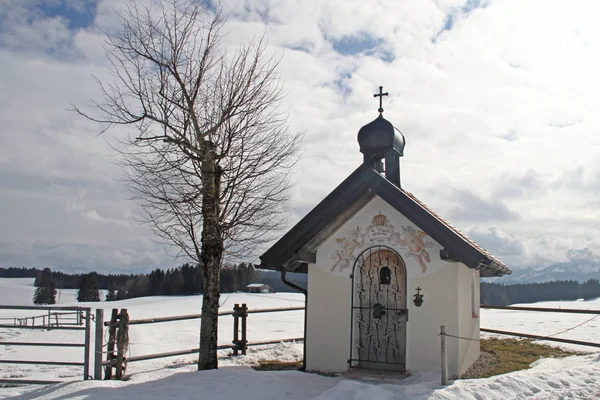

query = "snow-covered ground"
[1, 277, 599, 399]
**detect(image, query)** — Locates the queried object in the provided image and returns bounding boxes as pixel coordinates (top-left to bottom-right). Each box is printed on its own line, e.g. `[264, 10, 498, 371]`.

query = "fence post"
[233, 304, 240, 356]
[440, 325, 448, 385]
[105, 308, 119, 379]
[115, 309, 129, 380]
[241, 303, 248, 355]
[83, 309, 91, 380]
[94, 309, 104, 380]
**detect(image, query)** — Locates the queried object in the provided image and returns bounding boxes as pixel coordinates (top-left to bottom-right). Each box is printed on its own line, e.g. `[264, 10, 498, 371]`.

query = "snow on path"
[313, 354, 600, 400]
[2, 354, 600, 399]
[0, 367, 342, 400]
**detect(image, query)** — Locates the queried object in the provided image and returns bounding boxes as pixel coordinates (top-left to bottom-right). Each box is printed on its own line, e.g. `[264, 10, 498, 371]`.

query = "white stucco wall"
[406, 265, 460, 376]
[305, 262, 351, 372]
[457, 267, 480, 376]
[305, 195, 479, 376]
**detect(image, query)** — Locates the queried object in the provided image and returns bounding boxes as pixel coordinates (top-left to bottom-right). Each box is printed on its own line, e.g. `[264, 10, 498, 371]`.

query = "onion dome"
[357, 114, 405, 158]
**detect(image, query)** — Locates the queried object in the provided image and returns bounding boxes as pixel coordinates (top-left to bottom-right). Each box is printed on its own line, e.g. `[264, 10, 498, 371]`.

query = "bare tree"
[74, 0, 301, 370]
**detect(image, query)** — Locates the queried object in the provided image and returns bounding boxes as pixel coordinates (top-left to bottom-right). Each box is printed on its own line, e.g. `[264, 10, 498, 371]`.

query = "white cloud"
[1, 0, 600, 272]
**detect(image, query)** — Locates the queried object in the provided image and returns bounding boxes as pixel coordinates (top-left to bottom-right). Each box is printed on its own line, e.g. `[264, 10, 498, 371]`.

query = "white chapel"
[259, 87, 512, 378]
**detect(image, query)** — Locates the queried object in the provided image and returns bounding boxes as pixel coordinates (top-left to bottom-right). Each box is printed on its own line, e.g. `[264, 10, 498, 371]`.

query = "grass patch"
[475, 338, 577, 378]
[252, 360, 303, 371]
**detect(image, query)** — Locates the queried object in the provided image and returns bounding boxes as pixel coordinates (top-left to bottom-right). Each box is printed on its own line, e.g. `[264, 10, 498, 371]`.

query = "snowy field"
[1, 277, 599, 399]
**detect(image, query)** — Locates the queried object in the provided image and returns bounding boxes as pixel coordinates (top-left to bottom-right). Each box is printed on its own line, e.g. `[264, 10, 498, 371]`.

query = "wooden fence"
[98, 304, 305, 380]
[3, 303, 598, 384]
[0, 305, 92, 385]
[100, 304, 600, 381]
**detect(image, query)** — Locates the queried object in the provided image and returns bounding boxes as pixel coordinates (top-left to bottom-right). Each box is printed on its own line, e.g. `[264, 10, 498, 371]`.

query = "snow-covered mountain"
[499, 248, 600, 284]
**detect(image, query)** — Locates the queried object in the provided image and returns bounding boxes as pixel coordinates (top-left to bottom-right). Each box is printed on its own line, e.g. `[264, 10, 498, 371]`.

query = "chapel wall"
[457, 266, 480, 376]
[305, 263, 352, 372]
[306, 195, 469, 375]
[406, 264, 460, 375]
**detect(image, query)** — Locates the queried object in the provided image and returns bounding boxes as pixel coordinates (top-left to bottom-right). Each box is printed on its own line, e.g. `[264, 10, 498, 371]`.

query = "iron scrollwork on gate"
[350, 246, 407, 370]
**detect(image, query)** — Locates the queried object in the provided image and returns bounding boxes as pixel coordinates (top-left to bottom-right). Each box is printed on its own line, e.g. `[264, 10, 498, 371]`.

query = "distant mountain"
[499, 248, 600, 284]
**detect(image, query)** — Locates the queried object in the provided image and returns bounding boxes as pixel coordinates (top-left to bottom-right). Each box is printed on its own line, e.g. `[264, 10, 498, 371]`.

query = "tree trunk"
[198, 160, 223, 370]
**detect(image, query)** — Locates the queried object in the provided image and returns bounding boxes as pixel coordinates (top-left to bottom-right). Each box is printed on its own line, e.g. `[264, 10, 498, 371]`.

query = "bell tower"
[357, 86, 405, 188]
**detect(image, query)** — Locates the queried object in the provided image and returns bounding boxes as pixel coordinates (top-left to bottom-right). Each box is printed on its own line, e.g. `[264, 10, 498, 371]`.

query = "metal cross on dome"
[373, 86, 389, 114]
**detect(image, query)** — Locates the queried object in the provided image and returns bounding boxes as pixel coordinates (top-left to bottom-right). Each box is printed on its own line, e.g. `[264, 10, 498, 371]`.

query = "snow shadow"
[8, 368, 345, 400]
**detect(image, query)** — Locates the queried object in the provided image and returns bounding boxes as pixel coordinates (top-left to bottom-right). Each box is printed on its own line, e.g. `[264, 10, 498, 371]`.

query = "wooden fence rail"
[247, 306, 305, 315]
[104, 306, 306, 327]
[99, 303, 305, 380]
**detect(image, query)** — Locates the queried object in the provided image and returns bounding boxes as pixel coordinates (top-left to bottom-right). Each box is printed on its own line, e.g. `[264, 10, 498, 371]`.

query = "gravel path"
[460, 351, 498, 379]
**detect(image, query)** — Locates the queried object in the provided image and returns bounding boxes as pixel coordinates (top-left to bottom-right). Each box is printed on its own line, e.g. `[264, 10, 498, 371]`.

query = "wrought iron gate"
[350, 246, 407, 371]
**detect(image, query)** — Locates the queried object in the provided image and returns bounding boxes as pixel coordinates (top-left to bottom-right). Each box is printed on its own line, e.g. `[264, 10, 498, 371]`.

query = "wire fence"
[477, 304, 600, 348]
[438, 305, 600, 385]
[440, 312, 600, 345]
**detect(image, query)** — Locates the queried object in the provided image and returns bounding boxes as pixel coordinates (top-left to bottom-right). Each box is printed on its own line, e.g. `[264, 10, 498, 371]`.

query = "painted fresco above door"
[323, 200, 444, 278]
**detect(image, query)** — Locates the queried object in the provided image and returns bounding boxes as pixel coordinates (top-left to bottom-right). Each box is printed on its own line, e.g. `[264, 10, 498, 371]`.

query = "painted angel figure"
[390, 226, 431, 273]
[331, 226, 364, 272]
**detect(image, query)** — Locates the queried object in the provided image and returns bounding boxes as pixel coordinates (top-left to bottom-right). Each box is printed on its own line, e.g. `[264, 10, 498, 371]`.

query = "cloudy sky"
[1, 0, 599, 274]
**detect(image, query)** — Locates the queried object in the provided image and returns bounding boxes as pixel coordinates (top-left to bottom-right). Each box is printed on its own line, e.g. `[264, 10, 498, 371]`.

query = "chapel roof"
[259, 165, 512, 278]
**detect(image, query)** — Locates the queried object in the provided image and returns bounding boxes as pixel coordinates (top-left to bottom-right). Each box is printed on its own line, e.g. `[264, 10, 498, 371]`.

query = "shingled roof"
[259, 164, 511, 278]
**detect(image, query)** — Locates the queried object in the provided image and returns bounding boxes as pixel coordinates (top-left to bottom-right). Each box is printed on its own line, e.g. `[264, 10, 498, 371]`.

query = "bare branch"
[73, 0, 301, 370]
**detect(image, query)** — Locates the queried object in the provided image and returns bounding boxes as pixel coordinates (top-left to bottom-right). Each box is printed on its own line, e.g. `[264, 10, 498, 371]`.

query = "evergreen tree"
[581, 279, 600, 300]
[163, 268, 184, 295]
[32, 268, 57, 305]
[127, 275, 151, 298]
[116, 287, 128, 300]
[105, 281, 117, 301]
[149, 268, 165, 295]
[77, 272, 100, 302]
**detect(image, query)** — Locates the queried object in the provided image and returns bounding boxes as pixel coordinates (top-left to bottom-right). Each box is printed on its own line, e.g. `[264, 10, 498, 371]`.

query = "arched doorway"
[350, 246, 407, 371]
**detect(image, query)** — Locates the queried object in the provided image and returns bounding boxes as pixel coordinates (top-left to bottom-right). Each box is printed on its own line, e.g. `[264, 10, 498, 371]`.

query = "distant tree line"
[481, 279, 600, 305]
[14, 263, 263, 303]
[6, 266, 598, 306]
[0, 267, 39, 278]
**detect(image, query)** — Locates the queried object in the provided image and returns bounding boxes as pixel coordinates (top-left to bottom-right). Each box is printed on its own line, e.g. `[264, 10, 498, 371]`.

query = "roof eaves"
[259, 165, 373, 270]
[365, 170, 511, 277]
